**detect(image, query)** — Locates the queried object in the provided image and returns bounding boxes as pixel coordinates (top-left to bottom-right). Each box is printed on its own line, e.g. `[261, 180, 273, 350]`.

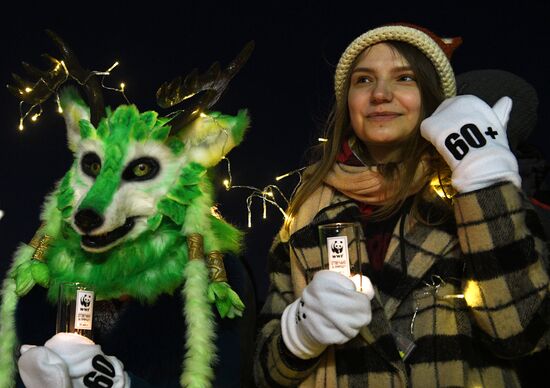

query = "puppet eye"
[133, 163, 150, 177]
[123, 157, 160, 181]
[81, 152, 102, 178]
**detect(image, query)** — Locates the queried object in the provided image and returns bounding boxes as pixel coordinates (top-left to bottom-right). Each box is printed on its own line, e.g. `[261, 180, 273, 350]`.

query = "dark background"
[1, 2, 549, 383]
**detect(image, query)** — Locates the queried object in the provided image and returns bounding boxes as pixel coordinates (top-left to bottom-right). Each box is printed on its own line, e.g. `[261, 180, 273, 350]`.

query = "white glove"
[20, 333, 130, 388]
[18, 345, 71, 388]
[420, 95, 521, 193]
[281, 270, 374, 359]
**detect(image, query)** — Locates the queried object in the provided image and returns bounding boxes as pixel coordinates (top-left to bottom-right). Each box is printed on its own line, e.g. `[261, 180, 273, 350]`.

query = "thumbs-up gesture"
[421, 95, 521, 193]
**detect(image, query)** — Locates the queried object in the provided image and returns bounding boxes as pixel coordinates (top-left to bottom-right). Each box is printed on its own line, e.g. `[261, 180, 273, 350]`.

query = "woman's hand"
[420, 95, 520, 193]
[280, 270, 374, 359]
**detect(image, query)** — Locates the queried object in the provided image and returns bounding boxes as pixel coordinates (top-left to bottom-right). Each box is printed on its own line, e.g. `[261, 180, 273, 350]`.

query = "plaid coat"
[254, 182, 549, 387]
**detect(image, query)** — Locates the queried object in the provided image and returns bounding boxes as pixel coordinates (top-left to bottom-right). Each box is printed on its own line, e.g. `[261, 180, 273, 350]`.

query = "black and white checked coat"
[254, 182, 549, 387]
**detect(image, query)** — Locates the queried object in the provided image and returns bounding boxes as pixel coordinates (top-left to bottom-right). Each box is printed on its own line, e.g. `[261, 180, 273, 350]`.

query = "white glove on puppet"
[281, 270, 375, 359]
[19, 333, 129, 388]
[420, 95, 521, 193]
[18, 345, 71, 388]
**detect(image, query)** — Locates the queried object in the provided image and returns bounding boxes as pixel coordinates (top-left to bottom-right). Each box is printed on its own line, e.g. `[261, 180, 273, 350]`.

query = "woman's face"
[347, 43, 422, 162]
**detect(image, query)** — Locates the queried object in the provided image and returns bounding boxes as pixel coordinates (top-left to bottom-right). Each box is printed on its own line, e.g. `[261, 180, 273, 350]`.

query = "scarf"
[323, 137, 429, 205]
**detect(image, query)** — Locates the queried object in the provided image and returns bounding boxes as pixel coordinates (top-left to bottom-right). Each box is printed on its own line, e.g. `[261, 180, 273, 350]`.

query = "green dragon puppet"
[0, 31, 253, 387]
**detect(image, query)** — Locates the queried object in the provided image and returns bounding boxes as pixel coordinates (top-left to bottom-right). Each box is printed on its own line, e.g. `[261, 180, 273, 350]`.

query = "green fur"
[14, 260, 49, 296]
[30, 261, 49, 287]
[79, 120, 96, 139]
[14, 261, 34, 296]
[0, 241, 43, 388]
[45, 218, 190, 302]
[151, 125, 171, 143]
[79, 107, 136, 213]
[157, 199, 187, 225]
[45, 155, 241, 303]
[226, 110, 249, 145]
[140, 111, 158, 129]
[157, 162, 207, 224]
[166, 137, 184, 155]
[1, 88, 250, 386]
[132, 120, 149, 141]
[181, 260, 216, 387]
[147, 213, 164, 231]
[56, 168, 75, 219]
[0, 277, 18, 388]
[209, 216, 243, 253]
[96, 116, 110, 139]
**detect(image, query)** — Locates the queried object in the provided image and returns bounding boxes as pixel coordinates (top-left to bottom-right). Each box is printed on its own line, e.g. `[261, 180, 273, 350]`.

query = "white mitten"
[420, 95, 521, 193]
[281, 270, 374, 359]
[18, 345, 71, 388]
[44, 333, 130, 388]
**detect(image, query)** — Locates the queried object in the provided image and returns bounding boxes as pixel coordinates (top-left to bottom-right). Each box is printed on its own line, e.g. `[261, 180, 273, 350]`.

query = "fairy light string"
[222, 155, 300, 228]
[16, 60, 128, 131]
[15, 57, 304, 229]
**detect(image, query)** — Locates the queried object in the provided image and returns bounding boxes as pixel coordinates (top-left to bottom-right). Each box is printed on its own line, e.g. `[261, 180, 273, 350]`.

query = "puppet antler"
[156, 40, 254, 135]
[7, 30, 105, 126]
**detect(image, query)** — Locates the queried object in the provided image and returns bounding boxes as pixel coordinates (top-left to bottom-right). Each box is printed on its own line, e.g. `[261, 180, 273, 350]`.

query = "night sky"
[1, 1, 549, 385]
[1, 1, 549, 312]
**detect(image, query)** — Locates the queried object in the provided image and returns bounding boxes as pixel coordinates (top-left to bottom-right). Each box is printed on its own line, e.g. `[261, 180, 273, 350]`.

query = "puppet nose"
[74, 208, 104, 233]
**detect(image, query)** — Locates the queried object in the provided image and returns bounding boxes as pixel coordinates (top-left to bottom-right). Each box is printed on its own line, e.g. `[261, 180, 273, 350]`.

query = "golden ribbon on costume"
[187, 233, 205, 261]
[206, 251, 228, 282]
[28, 224, 52, 262]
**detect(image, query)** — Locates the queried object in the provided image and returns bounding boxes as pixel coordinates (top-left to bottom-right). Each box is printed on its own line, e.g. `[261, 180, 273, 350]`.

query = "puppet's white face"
[69, 137, 185, 253]
[58, 90, 248, 254]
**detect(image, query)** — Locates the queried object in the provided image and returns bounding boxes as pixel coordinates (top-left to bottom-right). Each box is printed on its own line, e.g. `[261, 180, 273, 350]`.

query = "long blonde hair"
[287, 41, 450, 224]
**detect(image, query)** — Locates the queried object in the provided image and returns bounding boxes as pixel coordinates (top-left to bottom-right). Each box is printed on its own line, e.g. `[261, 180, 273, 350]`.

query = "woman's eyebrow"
[351, 65, 414, 74]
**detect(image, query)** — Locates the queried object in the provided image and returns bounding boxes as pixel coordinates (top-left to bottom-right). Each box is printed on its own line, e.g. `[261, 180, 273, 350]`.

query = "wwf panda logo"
[330, 239, 344, 255]
[80, 293, 92, 308]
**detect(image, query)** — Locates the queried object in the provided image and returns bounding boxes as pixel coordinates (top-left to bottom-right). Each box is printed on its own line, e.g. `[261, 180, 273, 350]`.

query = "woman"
[253, 23, 549, 387]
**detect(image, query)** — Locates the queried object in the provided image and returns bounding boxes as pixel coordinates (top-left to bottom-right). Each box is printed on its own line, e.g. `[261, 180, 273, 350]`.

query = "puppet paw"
[14, 262, 35, 296]
[207, 281, 245, 318]
[30, 260, 50, 287]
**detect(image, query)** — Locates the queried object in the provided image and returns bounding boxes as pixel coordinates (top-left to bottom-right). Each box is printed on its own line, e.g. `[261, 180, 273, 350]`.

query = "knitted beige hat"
[334, 23, 462, 107]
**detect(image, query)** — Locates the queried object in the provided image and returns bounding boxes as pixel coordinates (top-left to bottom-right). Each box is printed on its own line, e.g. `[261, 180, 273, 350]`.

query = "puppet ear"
[59, 86, 91, 152]
[179, 110, 249, 167]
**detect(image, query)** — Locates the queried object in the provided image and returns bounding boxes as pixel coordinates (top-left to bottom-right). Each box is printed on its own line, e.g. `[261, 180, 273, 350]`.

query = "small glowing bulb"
[464, 280, 482, 307]
[210, 206, 223, 219]
[223, 179, 230, 190]
[120, 82, 125, 91]
[58, 106, 63, 113]
[430, 176, 455, 199]
[107, 61, 120, 72]
[264, 190, 274, 198]
[31, 114, 39, 122]
[199, 112, 209, 118]
[18, 121, 24, 131]
[318, 137, 328, 142]
[24, 87, 32, 93]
